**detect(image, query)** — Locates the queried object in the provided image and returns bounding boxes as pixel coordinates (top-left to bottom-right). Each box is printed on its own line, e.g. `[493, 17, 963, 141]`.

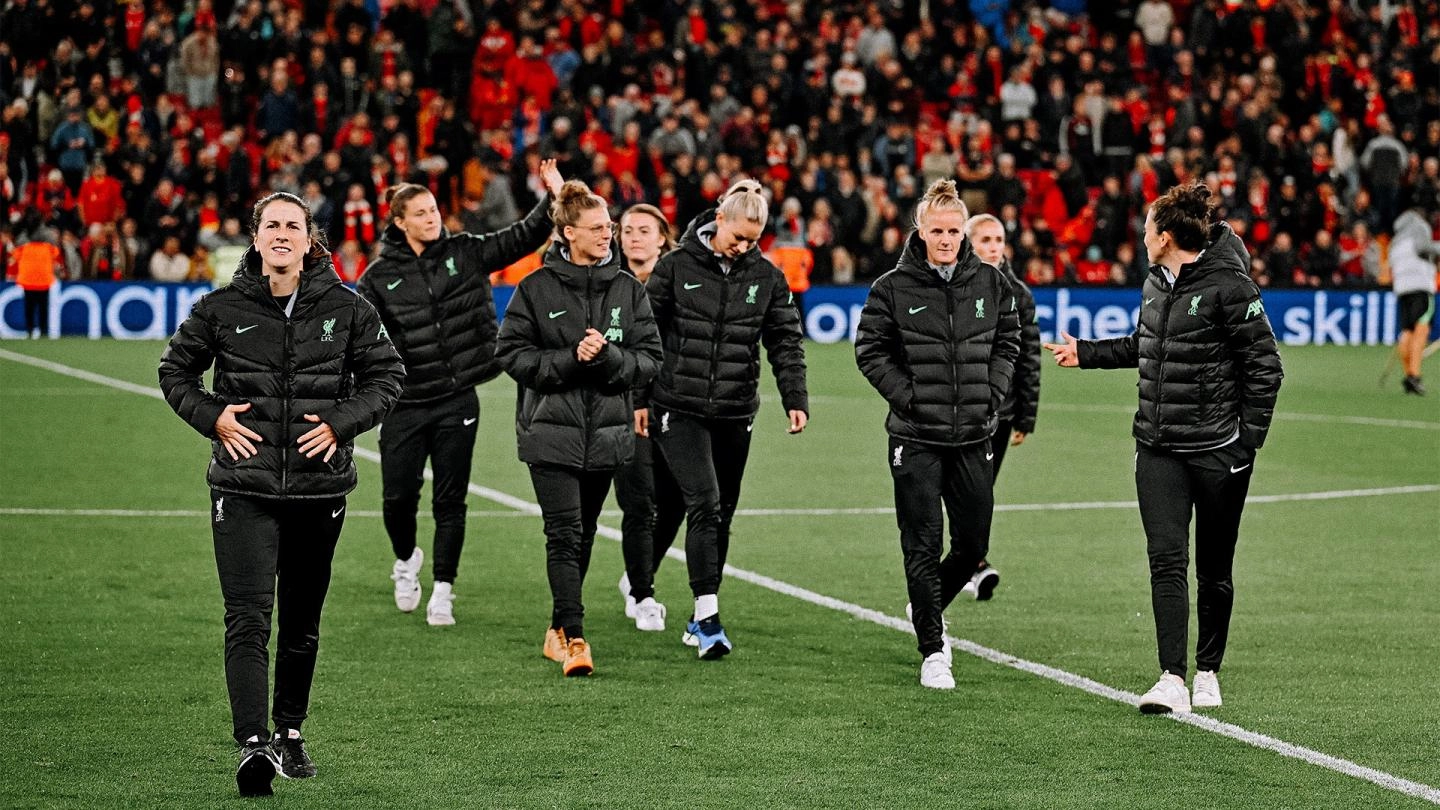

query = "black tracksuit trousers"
[528, 464, 614, 640]
[1136, 441, 1255, 678]
[210, 491, 345, 744]
[888, 437, 995, 658]
[615, 430, 660, 602]
[651, 406, 754, 599]
[990, 417, 1013, 477]
[379, 388, 479, 583]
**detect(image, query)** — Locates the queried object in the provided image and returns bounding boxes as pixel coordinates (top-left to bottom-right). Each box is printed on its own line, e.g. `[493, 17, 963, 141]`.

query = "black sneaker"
[272, 731, 317, 778]
[236, 738, 280, 797]
[1403, 376, 1427, 396]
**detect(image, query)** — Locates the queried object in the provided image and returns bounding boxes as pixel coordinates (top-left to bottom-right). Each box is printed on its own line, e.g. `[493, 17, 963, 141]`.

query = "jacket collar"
[542, 241, 622, 289]
[677, 208, 759, 274]
[378, 222, 455, 261]
[231, 245, 341, 311]
[897, 230, 981, 286]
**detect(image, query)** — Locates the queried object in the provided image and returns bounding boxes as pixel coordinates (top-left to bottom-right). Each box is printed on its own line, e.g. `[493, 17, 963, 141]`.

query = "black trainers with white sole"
[236, 738, 281, 797]
[272, 731, 317, 778]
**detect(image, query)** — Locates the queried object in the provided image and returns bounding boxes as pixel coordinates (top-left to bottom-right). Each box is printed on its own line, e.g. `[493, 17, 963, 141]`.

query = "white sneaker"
[391, 548, 423, 613]
[919, 652, 955, 690]
[633, 597, 666, 632]
[905, 602, 951, 665]
[619, 572, 637, 618]
[1192, 670, 1222, 708]
[1139, 673, 1191, 714]
[426, 582, 455, 626]
[961, 566, 1000, 600]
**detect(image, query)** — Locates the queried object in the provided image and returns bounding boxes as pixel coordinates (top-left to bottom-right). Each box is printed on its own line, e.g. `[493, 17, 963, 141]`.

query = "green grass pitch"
[1, 339, 1437, 808]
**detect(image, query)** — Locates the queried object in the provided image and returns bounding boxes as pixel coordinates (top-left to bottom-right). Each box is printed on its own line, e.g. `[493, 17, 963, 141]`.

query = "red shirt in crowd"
[78, 174, 125, 227]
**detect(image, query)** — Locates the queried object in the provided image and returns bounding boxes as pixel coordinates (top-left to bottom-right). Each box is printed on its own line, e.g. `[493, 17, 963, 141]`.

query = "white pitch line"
[0, 507, 535, 519]
[4, 348, 1438, 805]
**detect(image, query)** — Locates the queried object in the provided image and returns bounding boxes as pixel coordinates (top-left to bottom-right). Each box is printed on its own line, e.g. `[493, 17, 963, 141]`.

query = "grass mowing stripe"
[5, 347, 1439, 806]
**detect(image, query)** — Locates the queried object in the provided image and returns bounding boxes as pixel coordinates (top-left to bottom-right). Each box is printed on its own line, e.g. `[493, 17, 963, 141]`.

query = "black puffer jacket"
[496, 244, 662, 470]
[646, 210, 808, 420]
[357, 197, 551, 404]
[855, 232, 1022, 446]
[1077, 222, 1283, 450]
[159, 248, 405, 498]
[997, 258, 1041, 434]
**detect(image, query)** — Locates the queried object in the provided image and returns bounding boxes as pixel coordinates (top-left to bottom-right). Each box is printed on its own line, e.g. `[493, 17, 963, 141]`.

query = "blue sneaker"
[689, 618, 731, 660]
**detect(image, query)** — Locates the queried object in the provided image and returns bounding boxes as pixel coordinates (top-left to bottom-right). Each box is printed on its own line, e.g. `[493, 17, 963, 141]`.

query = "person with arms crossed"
[611, 204, 678, 632]
[855, 180, 1021, 690]
[646, 178, 809, 660]
[963, 212, 1041, 600]
[1044, 183, 1283, 713]
[496, 181, 662, 676]
[357, 160, 564, 625]
[159, 192, 403, 795]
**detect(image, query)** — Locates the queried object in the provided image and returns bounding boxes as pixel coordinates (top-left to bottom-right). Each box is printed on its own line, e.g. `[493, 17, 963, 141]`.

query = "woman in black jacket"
[855, 180, 1021, 691]
[644, 178, 809, 660]
[357, 160, 561, 627]
[159, 192, 404, 797]
[496, 181, 662, 677]
[963, 212, 1042, 600]
[1046, 183, 1283, 714]
[612, 204, 676, 633]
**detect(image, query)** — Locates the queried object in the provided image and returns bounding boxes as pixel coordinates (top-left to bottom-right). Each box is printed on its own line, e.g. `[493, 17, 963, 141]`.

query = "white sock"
[694, 594, 718, 621]
[432, 581, 452, 599]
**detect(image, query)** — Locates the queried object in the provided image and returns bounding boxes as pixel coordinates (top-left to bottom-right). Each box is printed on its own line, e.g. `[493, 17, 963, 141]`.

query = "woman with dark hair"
[1046, 182, 1283, 714]
[496, 181, 662, 677]
[613, 204, 677, 632]
[357, 160, 562, 626]
[159, 192, 404, 796]
[645, 178, 809, 660]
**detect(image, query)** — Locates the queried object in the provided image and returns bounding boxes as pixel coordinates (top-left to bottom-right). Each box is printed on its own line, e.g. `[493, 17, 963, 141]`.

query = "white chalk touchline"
[0, 507, 534, 519]
[3, 348, 1437, 805]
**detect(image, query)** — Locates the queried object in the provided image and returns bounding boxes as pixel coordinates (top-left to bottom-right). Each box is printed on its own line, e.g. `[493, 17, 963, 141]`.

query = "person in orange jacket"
[768, 241, 813, 333]
[11, 230, 63, 338]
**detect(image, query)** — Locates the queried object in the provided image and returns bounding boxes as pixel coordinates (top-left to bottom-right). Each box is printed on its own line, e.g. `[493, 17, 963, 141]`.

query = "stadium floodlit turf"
[1, 339, 1437, 808]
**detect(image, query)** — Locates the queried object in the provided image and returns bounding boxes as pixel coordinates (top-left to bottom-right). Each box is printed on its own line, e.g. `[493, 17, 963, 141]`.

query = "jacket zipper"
[423, 257, 457, 387]
[709, 271, 729, 402]
[280, 302, 294, 496]
[1153, 277, 1173, 442]
[946, 282, 959, 441]
[582, 266, 595, 469]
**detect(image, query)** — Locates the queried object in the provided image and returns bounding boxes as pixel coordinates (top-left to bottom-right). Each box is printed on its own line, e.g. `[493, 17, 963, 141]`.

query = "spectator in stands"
[49, 108, 95, 193]
[77, 161, 124, 229]
[1360, 116, 1408, 232]
[148, 235, 190, 282]
[179, 22, 221, 110]
[1301, 230, 1342, 288]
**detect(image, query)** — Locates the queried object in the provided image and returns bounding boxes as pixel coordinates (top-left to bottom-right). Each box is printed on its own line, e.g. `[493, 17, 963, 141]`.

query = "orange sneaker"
[543, 627, 567, 662]
[562, 637, 593, 677]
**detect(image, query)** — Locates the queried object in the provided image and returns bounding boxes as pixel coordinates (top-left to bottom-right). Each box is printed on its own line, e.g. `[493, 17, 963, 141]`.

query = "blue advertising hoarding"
[1, 282, 1434, 345]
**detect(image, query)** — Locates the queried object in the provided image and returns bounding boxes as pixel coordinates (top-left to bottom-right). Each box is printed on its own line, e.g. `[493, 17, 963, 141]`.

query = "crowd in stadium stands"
[1, 0, 1437, 290]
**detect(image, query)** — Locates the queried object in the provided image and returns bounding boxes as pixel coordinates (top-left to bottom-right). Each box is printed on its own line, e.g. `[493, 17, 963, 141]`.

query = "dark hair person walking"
[159, 192, 403, 796]
[496, 181, 662, 677]
[1045, 183, 1283, 713]
[855, 180, 1021, 690]
[644, 178, 809, 660]
[612, 204, 678, 632]
[357, 160, 563, 626]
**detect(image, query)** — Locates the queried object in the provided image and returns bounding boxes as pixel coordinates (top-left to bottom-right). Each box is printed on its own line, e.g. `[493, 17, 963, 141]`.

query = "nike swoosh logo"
[986, 452, 994, 461]
[683, 282, 702, 290]
[1145, 298, 1155, 306]
[235, 325, 258, 334]
[387, 279, 404, 290]
[548, 310, 566, 319]
[908, 306, 927, 315]
[331, 507, 345, 518]
[1229, 464, 1251, 474]
[463, 418, 477, 426]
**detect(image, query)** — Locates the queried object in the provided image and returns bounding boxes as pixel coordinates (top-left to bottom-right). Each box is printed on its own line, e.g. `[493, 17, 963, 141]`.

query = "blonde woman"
[645, 179, 809, 660]
[854, 180, 1021, 690]
[496, 182, 662, 676]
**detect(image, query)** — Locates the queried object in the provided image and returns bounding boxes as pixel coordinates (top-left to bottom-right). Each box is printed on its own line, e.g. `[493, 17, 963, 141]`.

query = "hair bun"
[558, 180, 593, 204]
[725, 178, 763, 199]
